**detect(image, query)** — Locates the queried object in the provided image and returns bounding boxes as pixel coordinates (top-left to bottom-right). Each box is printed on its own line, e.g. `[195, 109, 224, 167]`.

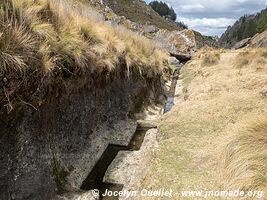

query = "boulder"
[168, 57, 180, 69]
[233, 37, 251, 49]
[143, 25, 159, 34]
[154, 29, 197, 55]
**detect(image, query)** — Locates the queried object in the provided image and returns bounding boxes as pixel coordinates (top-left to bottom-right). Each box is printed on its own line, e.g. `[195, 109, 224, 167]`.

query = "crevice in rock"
[80, 126, 150, 199]
[164, 56, 191, 113]
[170, 53, 191, 63]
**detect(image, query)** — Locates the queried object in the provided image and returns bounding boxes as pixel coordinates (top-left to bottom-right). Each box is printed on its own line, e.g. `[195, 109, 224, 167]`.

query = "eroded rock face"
[0, 75, 165, 200]
[218, 15, 256, 48]
[154, 29, 196, 55]
[249, 30, 267, 48]
[154, 29, 216, 56]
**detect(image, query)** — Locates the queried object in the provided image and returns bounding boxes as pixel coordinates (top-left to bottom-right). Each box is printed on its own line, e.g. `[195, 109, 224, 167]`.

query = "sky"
[145, 0, 267, 36]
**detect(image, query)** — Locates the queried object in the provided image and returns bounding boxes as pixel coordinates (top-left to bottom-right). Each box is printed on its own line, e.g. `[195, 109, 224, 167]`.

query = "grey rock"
[0, 75, 165, 200]
[143, 25, 158, 34]
[233, 37, 251, 49]
[168, 57, 180, 69]
[103, 129, 158, 194]
[249, 30, 267, 48]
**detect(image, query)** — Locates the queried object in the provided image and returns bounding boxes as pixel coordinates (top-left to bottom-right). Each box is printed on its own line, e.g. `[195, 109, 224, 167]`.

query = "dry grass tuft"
[0, 0, 168, 75]
[219, 116, 267, 195]
[201, 51, 221, 66]
[234, 50, 251, 68]
[196, 47, 221, 66]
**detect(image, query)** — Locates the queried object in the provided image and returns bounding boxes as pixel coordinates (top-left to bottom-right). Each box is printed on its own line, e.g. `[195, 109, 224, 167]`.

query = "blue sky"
[145, 0, 267, 36]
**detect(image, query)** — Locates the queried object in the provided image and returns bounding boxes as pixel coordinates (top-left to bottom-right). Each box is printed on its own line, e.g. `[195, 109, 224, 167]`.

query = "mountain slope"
[219, 7, 267, 48]
[102, 0, 181, 31]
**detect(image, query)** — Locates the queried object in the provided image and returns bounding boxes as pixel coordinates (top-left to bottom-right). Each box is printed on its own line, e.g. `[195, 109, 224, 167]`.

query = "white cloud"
[178, 17, 236, 28]
[180, 4, 205, 13]
[177, 17, 236, 36]
[145, 0, 267, 35]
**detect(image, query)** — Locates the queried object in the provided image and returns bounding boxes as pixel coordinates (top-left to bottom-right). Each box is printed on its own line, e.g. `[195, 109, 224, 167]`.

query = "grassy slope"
[142, 49, 267, 199]
[0, 0, 168, 74]
[0, 0, 169, 112]
[103, 0, 180, 31]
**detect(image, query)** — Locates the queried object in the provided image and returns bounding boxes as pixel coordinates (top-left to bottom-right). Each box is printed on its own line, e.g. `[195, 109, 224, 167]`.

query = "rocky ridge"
[219, 7, 267, 48]
[231, 30, 267, 49]
[87, 0, 217, 55]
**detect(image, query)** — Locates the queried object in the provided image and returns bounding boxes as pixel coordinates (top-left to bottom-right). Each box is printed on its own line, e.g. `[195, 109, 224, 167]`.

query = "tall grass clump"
[234, 50, 250, 68]
[0, 0, 168, 74]
[219, 116, 267, 196]
[0, 4, 38, 73]
[196, 47, 221, 67]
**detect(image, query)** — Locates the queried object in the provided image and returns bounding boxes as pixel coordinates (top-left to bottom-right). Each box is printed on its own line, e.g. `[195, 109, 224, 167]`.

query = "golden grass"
[0, 0, 168, 75]
[234, 48, 267, 68]
[219, 115, 267, 196]
[141, 49, 267, 200]
[194, 46, 222, 67]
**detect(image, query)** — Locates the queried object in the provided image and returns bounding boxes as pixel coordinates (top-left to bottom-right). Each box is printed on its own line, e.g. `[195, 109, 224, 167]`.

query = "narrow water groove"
[80, 61, 187, 199]
[80, 127, 150, 199]
[164, 69, 180, 113]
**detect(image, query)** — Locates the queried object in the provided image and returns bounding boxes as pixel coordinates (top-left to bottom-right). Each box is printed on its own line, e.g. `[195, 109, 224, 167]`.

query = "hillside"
[102, 0, 181, 31]
[84, 0, 217, 52]
[142, 48, 267, 199]
[219, 7, 267, 48]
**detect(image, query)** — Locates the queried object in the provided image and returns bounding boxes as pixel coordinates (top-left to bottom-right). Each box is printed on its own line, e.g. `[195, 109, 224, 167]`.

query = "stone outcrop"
[233, 37, 251, 49]
[249, 30, 267, 48]
[228, 30, 267, 49]
[0, 74, 165, 200]
[219, 7, 267, 48]
[87, 0, 216, 56]
[154, 29, 215, 57]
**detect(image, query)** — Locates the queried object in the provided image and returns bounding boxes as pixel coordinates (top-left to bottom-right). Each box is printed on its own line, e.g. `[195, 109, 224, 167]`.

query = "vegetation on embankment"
[142, 48, 267, 199]
[0, 0, 169, 112]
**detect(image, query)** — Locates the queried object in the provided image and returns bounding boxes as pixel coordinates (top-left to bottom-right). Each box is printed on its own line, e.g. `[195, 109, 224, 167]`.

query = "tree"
[149, 1, 177, 21]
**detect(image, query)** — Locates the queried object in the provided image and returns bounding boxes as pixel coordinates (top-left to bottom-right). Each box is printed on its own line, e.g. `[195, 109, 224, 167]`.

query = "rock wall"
[0, 74, 165, 200]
